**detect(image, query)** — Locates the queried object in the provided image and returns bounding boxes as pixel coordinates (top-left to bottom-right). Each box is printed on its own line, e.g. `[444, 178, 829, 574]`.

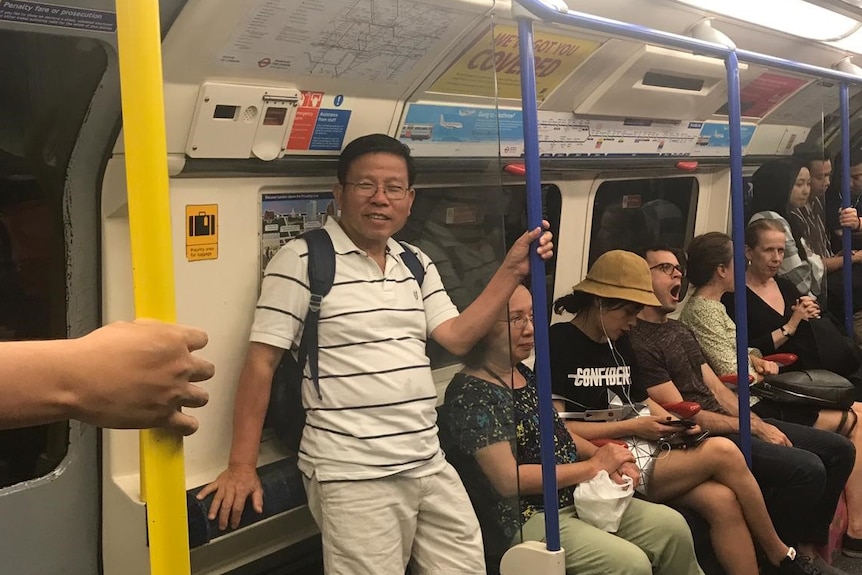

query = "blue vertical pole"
[840, 84, 854, 338]
[516, 17, 561, 552]
[726, 52, 752, 467]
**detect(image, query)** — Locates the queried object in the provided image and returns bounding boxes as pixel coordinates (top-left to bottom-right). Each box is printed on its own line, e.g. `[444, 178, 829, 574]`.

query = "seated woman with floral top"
[440, 284, 703, 575]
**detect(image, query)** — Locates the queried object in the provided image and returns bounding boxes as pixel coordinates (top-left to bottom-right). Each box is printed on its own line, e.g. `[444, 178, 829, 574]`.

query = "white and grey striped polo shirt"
[250, 218, 458, 481]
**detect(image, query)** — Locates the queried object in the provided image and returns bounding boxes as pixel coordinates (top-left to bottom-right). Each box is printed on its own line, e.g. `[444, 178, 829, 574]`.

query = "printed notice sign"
[430, 25, 600, 101]
[0, 0, 116, 32]
[186, 204, 218, 262]
[286, 91, 351, 151]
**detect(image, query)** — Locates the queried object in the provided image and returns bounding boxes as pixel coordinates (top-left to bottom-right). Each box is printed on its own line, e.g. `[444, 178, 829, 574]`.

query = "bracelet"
[779, 325, 794, 338]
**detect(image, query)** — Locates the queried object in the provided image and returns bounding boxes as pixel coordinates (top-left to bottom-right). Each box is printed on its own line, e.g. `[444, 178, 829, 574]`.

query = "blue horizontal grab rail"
[514, 0, 862, 85]
[512, 0, 862, 552]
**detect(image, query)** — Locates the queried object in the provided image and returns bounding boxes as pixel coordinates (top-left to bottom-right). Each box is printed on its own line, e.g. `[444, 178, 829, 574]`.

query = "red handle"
[718, 374, 755, 387]
[762, 353, 798, 367]
[660, 401, 702, 419]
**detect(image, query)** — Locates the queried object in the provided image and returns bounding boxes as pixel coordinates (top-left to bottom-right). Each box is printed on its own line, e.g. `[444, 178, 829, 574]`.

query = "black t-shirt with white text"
[549, 322, 648, 413]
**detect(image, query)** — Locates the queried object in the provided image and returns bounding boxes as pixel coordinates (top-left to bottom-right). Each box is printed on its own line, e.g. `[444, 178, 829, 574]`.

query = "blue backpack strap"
[398, 241, 425, 287]
[298, 228, 335, 399]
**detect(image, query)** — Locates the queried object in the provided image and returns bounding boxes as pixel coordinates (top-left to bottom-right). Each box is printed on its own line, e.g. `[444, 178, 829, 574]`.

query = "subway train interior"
[5, 0, 862, 573]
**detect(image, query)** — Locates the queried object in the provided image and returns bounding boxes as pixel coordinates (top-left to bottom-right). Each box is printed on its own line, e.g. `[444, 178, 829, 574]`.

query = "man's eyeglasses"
[650, 263, 686, 278]
[501, 315, 534, 330]
[344, 181, 411, 200]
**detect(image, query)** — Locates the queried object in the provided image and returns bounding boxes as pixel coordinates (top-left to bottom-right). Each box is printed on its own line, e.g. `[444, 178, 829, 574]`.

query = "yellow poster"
[186, 204, 218, 261]
[430, 25, 601, 101]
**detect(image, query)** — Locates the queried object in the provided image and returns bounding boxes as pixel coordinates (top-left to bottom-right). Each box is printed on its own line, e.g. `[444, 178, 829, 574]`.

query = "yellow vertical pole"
[114, 1, 191, 574]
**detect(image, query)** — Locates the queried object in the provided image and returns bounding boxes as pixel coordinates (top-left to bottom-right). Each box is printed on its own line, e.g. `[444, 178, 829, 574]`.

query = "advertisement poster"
[690, 122, 758, 157]
[429, 24, 600, 101]
[716, 72, 809, 118]
[399, 103, 523, 156]
[260, 192, 334, 275]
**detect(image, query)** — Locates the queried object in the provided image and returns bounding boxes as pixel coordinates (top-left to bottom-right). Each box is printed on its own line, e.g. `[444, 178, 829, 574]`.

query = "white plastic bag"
[573, 470, 634, 533]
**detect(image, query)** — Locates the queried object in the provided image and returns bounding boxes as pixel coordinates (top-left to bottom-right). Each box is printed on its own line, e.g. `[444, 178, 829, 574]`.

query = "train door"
[0, 1, 188, 573]
[0, 26, 107, 575]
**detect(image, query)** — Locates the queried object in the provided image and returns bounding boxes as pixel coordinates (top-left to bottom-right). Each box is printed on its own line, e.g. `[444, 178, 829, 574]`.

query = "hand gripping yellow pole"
[114, 1, 191, 574]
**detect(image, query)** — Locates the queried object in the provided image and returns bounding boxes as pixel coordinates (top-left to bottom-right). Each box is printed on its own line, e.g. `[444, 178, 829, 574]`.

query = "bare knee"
[700, 436, 746, 470]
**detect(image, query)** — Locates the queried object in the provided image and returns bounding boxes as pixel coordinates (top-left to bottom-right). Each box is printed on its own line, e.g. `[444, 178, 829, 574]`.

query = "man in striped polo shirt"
[201, 134, 553, 574]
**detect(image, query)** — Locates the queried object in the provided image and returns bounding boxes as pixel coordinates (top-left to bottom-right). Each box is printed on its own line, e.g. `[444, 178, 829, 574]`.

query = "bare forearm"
[0, 340, 77, 428]
[436, 264, 523, 355]
[824, 255, 844, 273]
[693, 410, 739, 434]
[517, 460, 601, 495]
[565, 419, 639, 440]
[228, 348, 279, 466]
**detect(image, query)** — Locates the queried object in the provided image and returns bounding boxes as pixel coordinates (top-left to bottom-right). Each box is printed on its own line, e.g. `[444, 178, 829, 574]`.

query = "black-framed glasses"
[650, 262, 686, 278]
[501, 315, 534, 329]
[344, 181, 411, 200]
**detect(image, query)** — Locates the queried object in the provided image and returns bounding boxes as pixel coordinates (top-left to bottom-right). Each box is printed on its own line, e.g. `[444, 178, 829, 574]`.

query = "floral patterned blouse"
[442, 363, 579, 549]
[679, 294, 761, 405]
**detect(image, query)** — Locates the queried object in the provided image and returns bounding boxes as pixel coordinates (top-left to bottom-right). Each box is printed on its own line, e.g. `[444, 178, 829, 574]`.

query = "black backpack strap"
[398, 241, 425, 287]
[297, 229, 335, 399]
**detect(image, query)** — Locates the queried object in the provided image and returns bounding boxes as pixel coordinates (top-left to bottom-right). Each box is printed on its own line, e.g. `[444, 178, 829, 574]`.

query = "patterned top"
[442, 363, 579, 555]
[789, 196, 832, 259]
[679, 295, 761, 407]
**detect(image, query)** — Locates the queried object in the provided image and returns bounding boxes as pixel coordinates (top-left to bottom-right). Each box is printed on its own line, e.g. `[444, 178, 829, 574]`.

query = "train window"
[397, 184, 560, 369]
[588, 177, 698, 268]
[0, 30, 108, 487]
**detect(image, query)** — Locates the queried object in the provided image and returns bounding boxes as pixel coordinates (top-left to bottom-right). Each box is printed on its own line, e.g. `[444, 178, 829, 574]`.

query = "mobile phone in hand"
[663, 419, 696, 428]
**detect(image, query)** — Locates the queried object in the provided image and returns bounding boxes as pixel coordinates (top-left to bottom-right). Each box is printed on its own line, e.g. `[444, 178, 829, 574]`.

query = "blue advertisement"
[400, 104, 523, 144]
[0, 0, 116, 33]
[695, 122, 757, 149]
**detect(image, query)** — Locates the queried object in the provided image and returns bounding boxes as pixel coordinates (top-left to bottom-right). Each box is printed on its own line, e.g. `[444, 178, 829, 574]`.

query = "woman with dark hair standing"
[749, 158, 824, 299]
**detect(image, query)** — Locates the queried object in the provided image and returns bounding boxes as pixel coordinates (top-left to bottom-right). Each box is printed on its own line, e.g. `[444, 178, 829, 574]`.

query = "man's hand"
[752, 419, 792, 447]
[838, 207, 861, 231]
[69, 319, 213, 435]
[503, 220, 554, 277]
[197, 463, 264, 530]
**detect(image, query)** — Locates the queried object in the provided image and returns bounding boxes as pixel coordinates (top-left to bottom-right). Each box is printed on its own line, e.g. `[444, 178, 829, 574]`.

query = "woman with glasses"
[683, 230, 862, 560]
[547, 250, 822, 575]
[441, 283, 704, 575]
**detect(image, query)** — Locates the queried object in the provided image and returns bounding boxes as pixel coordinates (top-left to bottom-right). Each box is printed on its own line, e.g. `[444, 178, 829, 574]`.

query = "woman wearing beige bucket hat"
[548, 250, 820, 575]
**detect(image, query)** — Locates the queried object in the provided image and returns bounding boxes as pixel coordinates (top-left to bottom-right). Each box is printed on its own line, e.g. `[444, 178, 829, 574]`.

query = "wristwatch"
[779, 325, 794, 337]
